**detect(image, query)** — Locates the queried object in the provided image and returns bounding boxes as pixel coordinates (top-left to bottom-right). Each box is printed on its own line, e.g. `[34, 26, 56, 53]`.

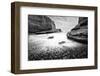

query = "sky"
[48, 16, 79, 33]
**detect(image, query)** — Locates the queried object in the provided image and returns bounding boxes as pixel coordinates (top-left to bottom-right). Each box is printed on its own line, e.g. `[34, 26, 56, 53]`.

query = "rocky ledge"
[67, 17, 88, 44]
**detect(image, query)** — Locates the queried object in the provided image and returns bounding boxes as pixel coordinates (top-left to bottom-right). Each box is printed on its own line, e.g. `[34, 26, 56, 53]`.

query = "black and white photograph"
[11, 2, 97, 74]
[28, 15, 88, 61]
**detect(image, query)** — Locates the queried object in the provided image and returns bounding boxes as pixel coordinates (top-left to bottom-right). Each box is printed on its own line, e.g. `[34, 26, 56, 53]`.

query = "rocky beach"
[28, 15, 88, 60]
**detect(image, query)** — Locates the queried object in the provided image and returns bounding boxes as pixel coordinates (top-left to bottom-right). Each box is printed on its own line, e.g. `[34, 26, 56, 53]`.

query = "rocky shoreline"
[67, 17, 88, 44]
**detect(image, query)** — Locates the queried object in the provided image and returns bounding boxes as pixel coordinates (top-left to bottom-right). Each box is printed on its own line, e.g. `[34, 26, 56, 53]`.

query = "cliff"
[67, 17, 88, 44]
[28, 15, 61, 34]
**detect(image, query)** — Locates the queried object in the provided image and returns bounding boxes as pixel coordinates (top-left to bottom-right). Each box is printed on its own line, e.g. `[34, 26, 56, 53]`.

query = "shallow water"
[29, 33, 86, 49]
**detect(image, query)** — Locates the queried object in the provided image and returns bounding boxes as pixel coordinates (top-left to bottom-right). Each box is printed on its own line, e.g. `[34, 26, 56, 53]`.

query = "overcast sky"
[48, 16, 79, 33]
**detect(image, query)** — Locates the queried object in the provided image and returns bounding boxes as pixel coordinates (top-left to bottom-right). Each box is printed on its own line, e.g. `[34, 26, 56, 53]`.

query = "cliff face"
[67, 17, 88, 44]
[28, 15, 61, 34]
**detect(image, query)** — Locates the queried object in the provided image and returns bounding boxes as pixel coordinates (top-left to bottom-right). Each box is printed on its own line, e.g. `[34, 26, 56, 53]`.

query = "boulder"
[67, 17, 88, 44]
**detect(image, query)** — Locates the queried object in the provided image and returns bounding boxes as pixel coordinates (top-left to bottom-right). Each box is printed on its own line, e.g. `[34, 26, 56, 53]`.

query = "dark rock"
[67, 17, 88, 44]
[59, 41, 66, 44]
[28, 15, 61, 34]
[48, 36, 54, 39]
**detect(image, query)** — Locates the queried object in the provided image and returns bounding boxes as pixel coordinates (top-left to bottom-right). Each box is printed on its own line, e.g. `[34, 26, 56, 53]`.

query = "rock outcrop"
[67, 17, 88, 44]
[28, 15, 61, 34]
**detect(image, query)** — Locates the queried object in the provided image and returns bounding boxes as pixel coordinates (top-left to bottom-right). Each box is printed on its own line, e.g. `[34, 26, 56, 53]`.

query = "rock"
[67, 17, 88, 44]
[48, 36, 54, 39]
[59, 41, 66, 44]
[28, 15, 61, 34]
